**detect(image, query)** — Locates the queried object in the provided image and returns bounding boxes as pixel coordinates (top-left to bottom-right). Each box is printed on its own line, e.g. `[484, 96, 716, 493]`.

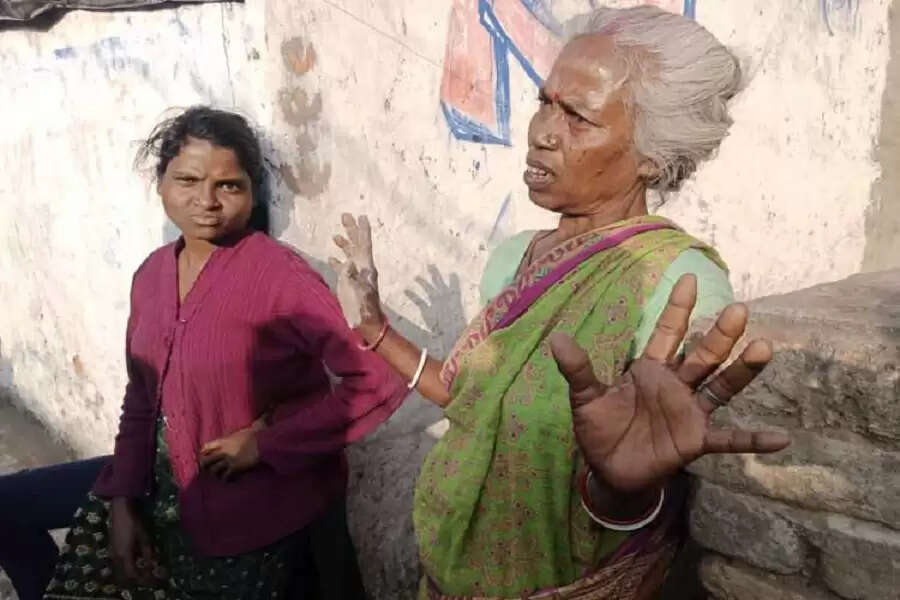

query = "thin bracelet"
[579, 470, 665, 531]
[358, 321, 390, 351]
[408, 348, 428, 390]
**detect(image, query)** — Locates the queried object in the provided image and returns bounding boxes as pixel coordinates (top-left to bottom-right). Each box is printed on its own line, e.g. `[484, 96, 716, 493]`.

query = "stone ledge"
[690, 481, 900, 599]
[817, 513, 900, 599]
[687, 428, 900, 530]
[689, 269, 900, 448]
[700, 555, 840, 600]
[690, 481, 806, 575]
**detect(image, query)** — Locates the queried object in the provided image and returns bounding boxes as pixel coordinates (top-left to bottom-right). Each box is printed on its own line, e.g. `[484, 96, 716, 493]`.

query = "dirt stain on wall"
[281, 37, 317, 76]
[277, 36, 331, 199]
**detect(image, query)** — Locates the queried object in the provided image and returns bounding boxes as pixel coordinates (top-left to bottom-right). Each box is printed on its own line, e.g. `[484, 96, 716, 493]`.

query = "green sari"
[414, 216, 724, 599]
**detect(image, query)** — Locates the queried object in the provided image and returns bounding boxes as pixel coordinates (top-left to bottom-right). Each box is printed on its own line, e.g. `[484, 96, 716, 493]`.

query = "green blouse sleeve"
[630, 249, 735, 359]
[479, 231, 537, 306]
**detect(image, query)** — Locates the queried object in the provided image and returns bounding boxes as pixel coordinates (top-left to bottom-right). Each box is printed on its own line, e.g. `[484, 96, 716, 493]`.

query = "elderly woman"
[40, 106, 407, 600]
[330, 6, 789, 599]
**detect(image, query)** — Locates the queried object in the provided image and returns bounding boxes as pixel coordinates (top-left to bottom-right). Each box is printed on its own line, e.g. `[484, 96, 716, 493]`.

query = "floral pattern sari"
[414, 216, 724, 599]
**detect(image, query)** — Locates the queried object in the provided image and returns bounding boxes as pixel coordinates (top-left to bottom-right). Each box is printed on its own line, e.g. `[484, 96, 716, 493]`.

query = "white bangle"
[581, 471, 665, 532]
[408, 348, 428, 390]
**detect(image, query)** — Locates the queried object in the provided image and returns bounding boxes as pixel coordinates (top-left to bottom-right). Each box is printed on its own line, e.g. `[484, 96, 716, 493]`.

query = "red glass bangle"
[358, 321, 390, 351]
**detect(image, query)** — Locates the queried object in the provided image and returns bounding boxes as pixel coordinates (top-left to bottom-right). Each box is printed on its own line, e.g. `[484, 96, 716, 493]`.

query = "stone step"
[700, 555, 840, 600]
[687, 270, 900, 599]
[689, 269, 900, 449]
[686, 270, 900, 528]
[691, 481, 900, 599]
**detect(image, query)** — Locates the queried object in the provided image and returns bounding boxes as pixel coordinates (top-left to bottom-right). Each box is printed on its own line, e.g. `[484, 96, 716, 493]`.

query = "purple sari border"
[494, 223, 674, 331]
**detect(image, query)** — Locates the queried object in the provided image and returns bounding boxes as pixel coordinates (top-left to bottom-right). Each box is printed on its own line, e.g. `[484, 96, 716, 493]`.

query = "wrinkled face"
[158, 137, 254, 242]
[525, 35, 652, 215]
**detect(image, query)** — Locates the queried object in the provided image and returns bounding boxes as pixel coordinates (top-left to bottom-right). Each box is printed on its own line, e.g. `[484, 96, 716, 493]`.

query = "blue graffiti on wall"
[441, 0, 697, 146]
[821, 0, 858, 36]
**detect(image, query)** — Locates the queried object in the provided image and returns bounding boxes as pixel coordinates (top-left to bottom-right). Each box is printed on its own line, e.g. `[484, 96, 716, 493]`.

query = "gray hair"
[564, 6, 741, 190]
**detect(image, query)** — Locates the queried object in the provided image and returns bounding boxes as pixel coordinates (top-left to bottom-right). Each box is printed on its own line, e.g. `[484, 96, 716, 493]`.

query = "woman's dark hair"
[135, 106, 270, 234]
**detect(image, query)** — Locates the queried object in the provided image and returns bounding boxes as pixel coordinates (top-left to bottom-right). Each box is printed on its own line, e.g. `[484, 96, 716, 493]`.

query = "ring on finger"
[698, 384, 729, 409]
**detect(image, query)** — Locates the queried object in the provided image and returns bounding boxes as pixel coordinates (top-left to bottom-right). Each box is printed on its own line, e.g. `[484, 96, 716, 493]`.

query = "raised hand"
[329, 213, 383, 330]
[550, 274, 790, 495]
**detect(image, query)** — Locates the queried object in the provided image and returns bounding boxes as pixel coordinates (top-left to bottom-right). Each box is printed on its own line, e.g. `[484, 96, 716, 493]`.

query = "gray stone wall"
[687, 269, 900, 599]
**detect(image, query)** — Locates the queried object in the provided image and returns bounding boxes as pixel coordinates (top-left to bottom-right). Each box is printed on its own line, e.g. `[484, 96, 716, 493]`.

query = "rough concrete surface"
[0, 397, 74, 600]
[700, 556, 840, 600]
[692, 270, 900, 512]
[691, 481, 900, 599]
[735, 271, 900, 449]
[690, 481, 808, 575]
[346, 405, 440, 598]
[687, 270, 900, 532]
[817, 514, 900, 599]
[0, 399, 73, 476]
[688, 429, 900, 530]
[688, 270, 900, 599]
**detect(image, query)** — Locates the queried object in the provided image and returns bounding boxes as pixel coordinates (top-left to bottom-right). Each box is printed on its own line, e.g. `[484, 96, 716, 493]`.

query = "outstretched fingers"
[677, 303, 748, 387]
[642, 275, 697, 364]
[703, 428, 790, 455]
[696, 339, 773, 413]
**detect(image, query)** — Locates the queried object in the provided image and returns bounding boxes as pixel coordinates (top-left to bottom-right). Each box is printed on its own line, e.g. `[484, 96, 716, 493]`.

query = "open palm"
[551, 275, 790, 494]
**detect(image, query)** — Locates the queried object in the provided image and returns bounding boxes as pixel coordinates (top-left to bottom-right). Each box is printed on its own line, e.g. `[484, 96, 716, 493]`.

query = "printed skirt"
[43, 418, 297, 600]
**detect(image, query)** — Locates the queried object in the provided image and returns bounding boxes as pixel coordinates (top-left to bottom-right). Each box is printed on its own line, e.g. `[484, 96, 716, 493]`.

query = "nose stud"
[542, 133, 561, 148]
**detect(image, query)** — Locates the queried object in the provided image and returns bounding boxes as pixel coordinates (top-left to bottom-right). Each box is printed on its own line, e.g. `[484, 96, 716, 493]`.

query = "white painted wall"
[5, 0, 887, 453]
[663, 0, 890, 299]
[0, 1, 892, 594]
